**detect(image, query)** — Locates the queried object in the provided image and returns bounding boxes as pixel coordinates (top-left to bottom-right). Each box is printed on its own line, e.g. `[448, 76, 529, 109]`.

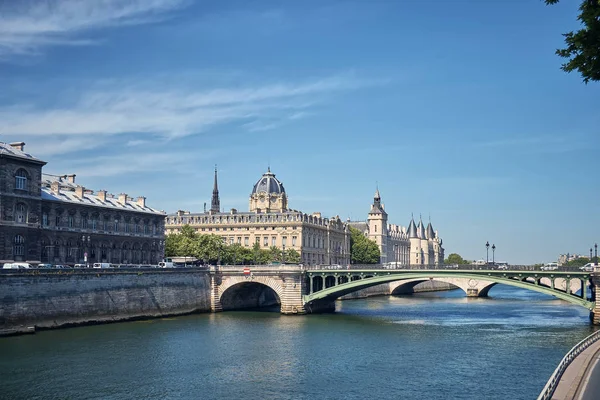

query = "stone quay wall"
[339, 280, 456, 300]
[0, 268, 211, 335]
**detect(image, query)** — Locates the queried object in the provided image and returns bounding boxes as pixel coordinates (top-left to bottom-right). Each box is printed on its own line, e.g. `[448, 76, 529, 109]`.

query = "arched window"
[15, 169, 28, 191]
[15, 203, 27, 223]
[14, 235, 25, 256]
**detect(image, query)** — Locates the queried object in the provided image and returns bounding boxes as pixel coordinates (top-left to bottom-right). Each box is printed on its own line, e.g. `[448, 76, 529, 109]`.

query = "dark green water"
[0, 286, 595, 400]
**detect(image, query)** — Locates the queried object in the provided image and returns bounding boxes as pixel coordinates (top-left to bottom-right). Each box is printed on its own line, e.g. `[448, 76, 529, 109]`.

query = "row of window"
[39, 213, 159, 235]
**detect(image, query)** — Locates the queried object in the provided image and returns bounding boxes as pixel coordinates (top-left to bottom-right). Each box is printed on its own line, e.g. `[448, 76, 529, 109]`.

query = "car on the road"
[2, 262, 31, 269]
[496, 264, 509, 270]
[541, 262, 559, 271]
[580, 263, 595, 272]
[37, 263, 53, 269]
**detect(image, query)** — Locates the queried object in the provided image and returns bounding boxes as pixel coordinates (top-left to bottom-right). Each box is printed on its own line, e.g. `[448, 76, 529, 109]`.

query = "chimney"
[75, 186, 85, 198]
[136, 196, 146, 208]
[98, 190, 106, 202]
[118, 193, 128, 204]
[51, 181, 60, 194]
[66, 174, 76, 183]
[9, 142, 25, 152]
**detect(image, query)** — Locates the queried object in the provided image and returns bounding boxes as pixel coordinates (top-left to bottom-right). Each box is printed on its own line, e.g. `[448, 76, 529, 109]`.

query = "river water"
[0, 285, 596, 400]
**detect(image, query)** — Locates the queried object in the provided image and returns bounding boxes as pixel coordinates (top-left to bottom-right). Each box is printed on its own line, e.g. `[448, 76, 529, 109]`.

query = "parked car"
[2, 262, 31, 269]
[73, 264, 86, 268]
[37, 263, 53, 269]
[53, 264, 69, 269]
[92, 263, 112, 269]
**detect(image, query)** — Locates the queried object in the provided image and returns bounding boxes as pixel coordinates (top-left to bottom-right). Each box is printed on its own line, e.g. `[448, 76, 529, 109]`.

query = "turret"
[408, 215, 421, 265]
[367, 187, 388, 263]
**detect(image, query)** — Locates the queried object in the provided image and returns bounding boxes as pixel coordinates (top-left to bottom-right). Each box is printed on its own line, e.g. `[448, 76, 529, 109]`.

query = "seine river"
[1, 286, 596, 400]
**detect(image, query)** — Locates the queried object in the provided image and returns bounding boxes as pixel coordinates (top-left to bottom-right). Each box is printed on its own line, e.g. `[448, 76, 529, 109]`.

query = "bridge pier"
[590, 274, 600, 325]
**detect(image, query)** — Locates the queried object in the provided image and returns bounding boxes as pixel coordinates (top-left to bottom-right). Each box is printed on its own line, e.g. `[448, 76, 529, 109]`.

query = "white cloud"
[0, 0, 189, 58]
[0, 73, 370, 150]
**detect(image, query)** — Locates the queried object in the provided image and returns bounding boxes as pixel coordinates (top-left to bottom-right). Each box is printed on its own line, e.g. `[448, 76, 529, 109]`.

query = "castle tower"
[426, 220, 436, 265]
[408, 216, 421, 265]
[367, 188, 388, 263]
[418, 216, 429, 265]
[210, 166, 220, 213]
[249, 168, 288, 213]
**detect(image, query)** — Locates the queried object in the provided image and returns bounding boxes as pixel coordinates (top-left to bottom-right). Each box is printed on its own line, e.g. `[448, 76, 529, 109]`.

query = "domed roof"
[251, 168, 286, 195]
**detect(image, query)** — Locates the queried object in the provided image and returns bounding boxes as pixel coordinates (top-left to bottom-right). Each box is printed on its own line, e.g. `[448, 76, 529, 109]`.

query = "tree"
[285, 248, 301, 263]
[444, 253, 470, 265]
[546, 0, 600, 83]
[564, 257, 591, 267]
[349, 226, 380, 264]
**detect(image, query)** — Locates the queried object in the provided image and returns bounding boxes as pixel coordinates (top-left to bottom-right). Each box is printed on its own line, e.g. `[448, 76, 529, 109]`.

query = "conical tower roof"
[417, 216, 426, 239]
[408, 216, 418, 238]
[426, 221, 435, 240]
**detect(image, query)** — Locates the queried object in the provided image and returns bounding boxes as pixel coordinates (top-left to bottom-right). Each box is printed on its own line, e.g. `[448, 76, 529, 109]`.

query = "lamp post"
[590, 247, 593, 263]
[486, 241, 490, 265]
[492, 244, 496, 265]
[595, 243, 598, 266]
[282, 244, 286, 264]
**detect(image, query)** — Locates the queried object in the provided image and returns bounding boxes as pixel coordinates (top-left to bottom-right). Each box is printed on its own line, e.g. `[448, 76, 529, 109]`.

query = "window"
[42, 213, 48, 227]
[14, 235, 24, 256]
[271, 236, 276, 246]
[15, 203, 27, 223]
[56, 215, 61, 227]
[237, 237, 241, 244]
[92, 219, 97, 230]
[229, 237, 234, 245]
[153, 223, 157, 235]
[68, 215, 74, 228]
[114, 221, 119, 232]
[263, 237, 268, 247]
[103, 220, 107, 231]
[244, 237, 249, 246]
[144, 225, 149, 234]
[255, 237, 260, 244]
[82, 218, 88, 229]
[292, 236, 297, 246]
[15, 170, 27, 191]
[124, 223, 129, 233]
[374, 225, 377, 232]
[282, 236, 287, 246]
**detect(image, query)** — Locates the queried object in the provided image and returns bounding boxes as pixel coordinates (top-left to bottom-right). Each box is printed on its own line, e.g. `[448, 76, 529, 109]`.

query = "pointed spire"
[417, 214, 426, 239]
[210, 165, 220, 213]
[408, 214, 418, 238]
[426, 215, 435, 240]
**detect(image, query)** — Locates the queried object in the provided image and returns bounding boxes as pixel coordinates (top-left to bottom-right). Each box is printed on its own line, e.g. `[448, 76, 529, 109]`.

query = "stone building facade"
[0, 141, 166, 266]
[348, 190, 444, 265]
[165, 168, 350, 266]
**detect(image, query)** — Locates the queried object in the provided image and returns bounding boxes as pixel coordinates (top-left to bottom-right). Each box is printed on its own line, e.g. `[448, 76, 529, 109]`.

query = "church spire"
[211, 165, 220, 213]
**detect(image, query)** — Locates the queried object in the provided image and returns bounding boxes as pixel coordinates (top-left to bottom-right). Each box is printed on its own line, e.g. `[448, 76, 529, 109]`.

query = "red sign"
[243, 267, 251, 275]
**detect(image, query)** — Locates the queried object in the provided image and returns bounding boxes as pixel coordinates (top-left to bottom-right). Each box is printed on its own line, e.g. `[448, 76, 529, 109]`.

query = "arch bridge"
[208, 264, 600, 324]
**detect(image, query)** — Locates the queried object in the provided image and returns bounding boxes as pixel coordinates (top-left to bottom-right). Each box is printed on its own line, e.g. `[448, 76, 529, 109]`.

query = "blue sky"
[0, 0, 598, 264]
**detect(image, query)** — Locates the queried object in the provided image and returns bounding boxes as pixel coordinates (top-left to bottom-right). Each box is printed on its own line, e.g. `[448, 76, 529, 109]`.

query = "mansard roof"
[41, 174, 164, 215]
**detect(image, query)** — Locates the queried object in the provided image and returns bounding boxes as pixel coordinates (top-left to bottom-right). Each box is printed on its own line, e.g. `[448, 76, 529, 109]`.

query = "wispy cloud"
[0, 0, 189, 58]
[0, 73, 373, 152]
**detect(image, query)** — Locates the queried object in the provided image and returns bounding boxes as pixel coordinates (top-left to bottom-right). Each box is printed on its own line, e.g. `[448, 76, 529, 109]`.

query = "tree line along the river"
[165, 225, 383, 265]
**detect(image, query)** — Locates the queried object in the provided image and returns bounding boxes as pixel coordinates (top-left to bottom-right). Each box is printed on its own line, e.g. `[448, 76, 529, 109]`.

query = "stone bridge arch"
[390, 277, 497, 297]
[217, 276, 284, 311]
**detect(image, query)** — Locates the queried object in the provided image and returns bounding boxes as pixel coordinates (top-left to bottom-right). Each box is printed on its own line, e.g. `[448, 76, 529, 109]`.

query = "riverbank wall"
[0, 269, 211, 336]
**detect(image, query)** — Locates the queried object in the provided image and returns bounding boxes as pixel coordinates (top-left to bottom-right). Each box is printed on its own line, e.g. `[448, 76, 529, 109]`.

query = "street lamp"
[282, 244, 286, 264]
[595, 243, 598, 266]
[486, 241, 490, 264]
[492, 244, 496, 265]
[590, 247, 593, 263]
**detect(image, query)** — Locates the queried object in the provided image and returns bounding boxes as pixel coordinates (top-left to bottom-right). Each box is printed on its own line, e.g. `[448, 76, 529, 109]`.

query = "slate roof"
[407, 218, 418, 238]
[251, 168, 286, 195]
[0, 142, 45, 164]
[426, 222, 435, 239]
[41, 174, 164, 215]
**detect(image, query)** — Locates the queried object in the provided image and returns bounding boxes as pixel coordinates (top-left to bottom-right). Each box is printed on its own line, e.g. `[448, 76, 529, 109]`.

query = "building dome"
[251, 168, 285, 195]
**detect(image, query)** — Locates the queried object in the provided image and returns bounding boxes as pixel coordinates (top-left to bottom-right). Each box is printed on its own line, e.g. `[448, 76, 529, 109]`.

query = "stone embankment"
[0, 268, 211, 336]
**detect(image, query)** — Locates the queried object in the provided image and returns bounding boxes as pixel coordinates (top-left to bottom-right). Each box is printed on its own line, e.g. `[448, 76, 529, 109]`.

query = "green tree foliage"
[444, 253, 470, 265]
[546, 0, 600, 83]
[564, 257, 591, 267]
[349, 226, 380, 264]
[164, 227, 300, 265]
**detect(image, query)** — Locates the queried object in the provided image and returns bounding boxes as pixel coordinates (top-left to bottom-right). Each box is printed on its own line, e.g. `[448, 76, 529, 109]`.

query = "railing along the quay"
[537, 329, 600, 400]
